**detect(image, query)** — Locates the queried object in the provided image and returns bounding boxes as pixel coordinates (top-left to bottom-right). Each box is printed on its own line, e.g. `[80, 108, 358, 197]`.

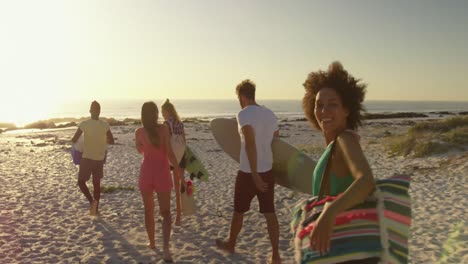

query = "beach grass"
[439, 221, 465, 264]
[410, 115, 468, 133]
[386, 116, 468, 157]
[0, 122, 16, 129]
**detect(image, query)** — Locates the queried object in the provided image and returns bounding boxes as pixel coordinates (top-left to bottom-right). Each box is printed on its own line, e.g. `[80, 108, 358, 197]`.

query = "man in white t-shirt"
[71, 101, 114, 216]
[216, 80, 281, 264]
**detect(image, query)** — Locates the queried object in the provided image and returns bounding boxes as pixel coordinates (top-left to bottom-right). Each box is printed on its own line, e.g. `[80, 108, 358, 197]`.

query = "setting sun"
[0, 93, 60, 127]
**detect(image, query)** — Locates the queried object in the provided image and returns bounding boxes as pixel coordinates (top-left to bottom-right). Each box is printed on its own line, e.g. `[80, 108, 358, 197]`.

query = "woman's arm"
[162, 125, 179, 166]
[327, 132, 376, 214]
[135, 129, 144, 154]
[310, 131, 375, 255]
[182, 129, 186, 144]
[181, 121, 186, 144]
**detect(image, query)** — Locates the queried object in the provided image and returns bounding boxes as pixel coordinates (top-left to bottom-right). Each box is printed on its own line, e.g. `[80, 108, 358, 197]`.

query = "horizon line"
[62, 98, 468, 102]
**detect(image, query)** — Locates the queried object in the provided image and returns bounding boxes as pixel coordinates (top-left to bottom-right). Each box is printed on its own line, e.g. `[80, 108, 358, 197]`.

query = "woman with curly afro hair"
[302, 61, 379, 263]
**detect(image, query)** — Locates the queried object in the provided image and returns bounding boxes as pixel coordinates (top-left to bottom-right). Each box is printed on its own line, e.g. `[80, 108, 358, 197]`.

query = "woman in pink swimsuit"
[135, 101, 178, 262]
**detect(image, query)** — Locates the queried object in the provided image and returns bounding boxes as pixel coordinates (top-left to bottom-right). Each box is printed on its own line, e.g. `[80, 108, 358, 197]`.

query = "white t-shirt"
[237, 105, 278, 173]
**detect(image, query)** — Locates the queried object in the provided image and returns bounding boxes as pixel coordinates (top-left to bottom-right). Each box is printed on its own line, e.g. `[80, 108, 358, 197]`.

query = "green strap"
[318, 140, 336, 199]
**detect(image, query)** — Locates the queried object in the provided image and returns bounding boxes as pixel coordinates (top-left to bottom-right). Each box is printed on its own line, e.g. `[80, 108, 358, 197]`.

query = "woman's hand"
[309, 204, 337, 255]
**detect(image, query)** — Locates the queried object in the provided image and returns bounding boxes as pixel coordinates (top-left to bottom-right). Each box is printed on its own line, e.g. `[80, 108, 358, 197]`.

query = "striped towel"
[377, 175, 411, 263]
[291, 174, 411, 264]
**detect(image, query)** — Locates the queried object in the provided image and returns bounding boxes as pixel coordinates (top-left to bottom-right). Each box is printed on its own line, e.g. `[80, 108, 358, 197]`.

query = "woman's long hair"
[141, 101, 160, 147]
[161, 99, 181, 122]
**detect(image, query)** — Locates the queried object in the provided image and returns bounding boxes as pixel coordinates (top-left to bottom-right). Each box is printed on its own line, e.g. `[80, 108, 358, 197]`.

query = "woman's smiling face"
[314, 87, 349, 136]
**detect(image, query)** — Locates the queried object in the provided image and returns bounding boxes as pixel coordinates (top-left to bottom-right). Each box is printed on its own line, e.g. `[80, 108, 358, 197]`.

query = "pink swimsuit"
[136, 127, 173, 192]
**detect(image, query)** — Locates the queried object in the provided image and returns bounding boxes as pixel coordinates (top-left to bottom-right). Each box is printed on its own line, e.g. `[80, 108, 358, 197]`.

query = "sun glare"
[0, 1, 73, 128]
[0, 95, 59, 128]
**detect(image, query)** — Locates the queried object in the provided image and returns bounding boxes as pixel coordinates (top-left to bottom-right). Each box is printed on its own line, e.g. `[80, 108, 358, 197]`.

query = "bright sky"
[1, 0, 467, 124]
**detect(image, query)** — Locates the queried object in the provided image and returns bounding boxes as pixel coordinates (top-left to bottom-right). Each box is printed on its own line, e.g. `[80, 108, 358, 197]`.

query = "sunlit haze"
[1, 0, 467, 125]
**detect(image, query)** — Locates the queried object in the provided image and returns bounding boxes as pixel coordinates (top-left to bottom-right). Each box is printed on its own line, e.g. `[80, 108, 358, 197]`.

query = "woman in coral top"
[135, 101, 178, 262]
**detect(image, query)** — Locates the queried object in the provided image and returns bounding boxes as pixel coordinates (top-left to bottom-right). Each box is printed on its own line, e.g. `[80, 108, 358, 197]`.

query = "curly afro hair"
[302, 61, 366, 130]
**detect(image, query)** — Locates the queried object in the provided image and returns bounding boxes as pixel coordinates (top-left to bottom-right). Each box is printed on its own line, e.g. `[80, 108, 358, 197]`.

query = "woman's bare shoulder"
[335, 131, 363, 158]
[157, 124, 170, 134]
[135, 127, 144, 135]
[337, 130, 360, 145]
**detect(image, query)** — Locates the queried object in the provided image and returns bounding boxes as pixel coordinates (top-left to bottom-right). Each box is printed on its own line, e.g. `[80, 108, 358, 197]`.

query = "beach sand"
[0, 119, 466, 263]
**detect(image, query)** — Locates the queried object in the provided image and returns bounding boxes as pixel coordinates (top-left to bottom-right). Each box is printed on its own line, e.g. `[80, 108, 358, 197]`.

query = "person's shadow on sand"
[170, 212, 264, 264]
[92, 218, 163, 263]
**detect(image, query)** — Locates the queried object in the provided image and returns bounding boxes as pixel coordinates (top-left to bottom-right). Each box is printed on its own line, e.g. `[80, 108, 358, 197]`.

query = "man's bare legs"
[215, 211, 244, 254]
[91, 176, 101, 215]
[216, 211, 281, 263]
[77, 178, 97, 215]
[78, 179, 93, 204]
[264, 213, 281, 264]
[77, 158, 105, 216]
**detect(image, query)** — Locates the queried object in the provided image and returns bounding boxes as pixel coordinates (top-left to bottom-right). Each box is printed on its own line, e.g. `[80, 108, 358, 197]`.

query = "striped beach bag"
[291, 174, 411, 264]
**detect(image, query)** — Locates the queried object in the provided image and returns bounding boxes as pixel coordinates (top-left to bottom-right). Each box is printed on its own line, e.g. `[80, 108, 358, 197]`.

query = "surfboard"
[71, 136, 84, 165]
[210, 118, 316, 195]
[183, 145, 209, 182]
[71, 135, 107, 165]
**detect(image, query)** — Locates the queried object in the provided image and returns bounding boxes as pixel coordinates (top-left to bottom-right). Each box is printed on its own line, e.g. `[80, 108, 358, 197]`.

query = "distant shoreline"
[1, 111, 467, 133]
[2, 100, 467, 130]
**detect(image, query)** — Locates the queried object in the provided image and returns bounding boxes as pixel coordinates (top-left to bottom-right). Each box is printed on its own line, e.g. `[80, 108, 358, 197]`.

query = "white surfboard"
[210, 118, 316, 195]
[71, 135, 107, 165]
[71, 136, 84, 165]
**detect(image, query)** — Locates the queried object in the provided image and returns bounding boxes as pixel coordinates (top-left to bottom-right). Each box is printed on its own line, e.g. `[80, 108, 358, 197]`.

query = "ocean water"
[47, 99, 468, 120]
[1, 100, 468, 127]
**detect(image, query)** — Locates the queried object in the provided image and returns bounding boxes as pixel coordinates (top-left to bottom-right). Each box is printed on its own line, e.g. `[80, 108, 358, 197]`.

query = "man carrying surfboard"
[71, 101, 115, 216]
[216, 80, 281, 264]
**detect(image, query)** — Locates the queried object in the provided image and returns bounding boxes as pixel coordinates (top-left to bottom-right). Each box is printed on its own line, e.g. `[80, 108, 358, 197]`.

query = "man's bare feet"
[163, 249, 173, 262]
[175, 216, 181, 226]
[267, 254, 282, 264]
[215, 239, 235, 254]
[90, 200, 98, 216]
[146, 242, 156, 250]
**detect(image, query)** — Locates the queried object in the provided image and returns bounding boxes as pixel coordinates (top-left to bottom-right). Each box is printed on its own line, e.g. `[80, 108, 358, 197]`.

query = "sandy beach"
[0, 118, 466, 263]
